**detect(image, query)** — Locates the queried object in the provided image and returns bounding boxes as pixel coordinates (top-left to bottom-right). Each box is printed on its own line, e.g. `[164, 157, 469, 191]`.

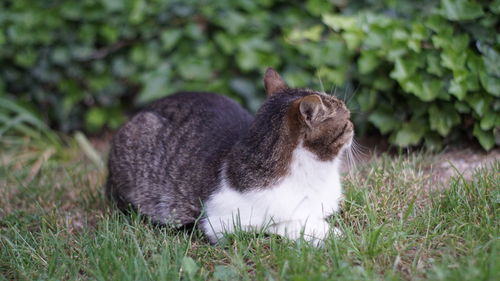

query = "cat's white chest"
[201, 145, 343, 243]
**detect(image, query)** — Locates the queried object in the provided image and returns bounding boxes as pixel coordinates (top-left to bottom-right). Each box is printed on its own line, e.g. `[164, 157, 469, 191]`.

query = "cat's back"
[107, 92, 252, 225]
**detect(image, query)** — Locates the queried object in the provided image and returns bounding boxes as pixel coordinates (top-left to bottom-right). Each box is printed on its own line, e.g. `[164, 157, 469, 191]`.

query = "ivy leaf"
[306, 0, 333, 16]
[440, 0, 484, 21]
[390, 57, 421, 81]
[368, 109, 400, 134]
[357, 88, 377, 111]
[426, 53, 443, 76]
[473, 124, 495, 150]
[322, 14, 358, 32]
[160, 30, 182, 51]
[129, 0, 146, 24]
[400, 76, 443, 102]
[316, 66, 347, 86]
[479, 73, 500, 97]
[85, 107, 107, 132]
[358, 51, 380, 74]
[454, 101, 470, 113]
[178, 58, 212, 80]
[288, 25, 324, 42]
[364, 29, 389, 49]
[424, 133, 444, 151]
[424, 15, 453, 34]
[419, 79, 444, 101]
[492, 0, 500, 14]
[441, 49, 467, 71]
[392, 121, 426, 147]
[428, 104, 460, 136]
[480, 110, 497, 130]
[477, 42, 500, 77]
[449, 79, 467, 100]
[342, 31, 365, 50]
[466, 93, 492, 117]
[136, 64, 171, 105]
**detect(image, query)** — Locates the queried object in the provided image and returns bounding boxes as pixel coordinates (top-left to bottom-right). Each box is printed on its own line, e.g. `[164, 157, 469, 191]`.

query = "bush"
[0, 0, 498, 150]
[319, 0, 500, 150]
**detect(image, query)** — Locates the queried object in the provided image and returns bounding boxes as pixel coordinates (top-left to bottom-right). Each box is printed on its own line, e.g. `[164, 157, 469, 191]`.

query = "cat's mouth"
[330, 121, 354, 146]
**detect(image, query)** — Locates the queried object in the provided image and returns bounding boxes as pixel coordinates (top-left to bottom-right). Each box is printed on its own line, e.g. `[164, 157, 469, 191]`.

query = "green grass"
[1, 140, 498, 281]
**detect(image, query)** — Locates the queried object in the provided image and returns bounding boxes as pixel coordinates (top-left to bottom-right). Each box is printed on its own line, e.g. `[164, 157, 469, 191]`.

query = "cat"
[106, 68, 353, 245]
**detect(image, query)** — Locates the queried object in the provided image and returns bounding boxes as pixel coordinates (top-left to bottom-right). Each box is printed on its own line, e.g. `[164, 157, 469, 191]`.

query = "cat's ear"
[299, 95, 325, 127]
[264, 67, 288, 96]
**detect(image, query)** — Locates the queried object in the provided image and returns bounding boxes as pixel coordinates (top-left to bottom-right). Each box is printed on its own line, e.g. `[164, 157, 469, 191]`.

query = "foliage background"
[0, 0, 498, 150]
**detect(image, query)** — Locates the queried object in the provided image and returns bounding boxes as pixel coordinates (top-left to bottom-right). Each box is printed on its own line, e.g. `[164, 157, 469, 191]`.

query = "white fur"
[201, 144, 344, 245]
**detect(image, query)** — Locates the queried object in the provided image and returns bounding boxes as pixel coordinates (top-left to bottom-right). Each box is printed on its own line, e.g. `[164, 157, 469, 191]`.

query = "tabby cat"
[106, 68, 353, 244]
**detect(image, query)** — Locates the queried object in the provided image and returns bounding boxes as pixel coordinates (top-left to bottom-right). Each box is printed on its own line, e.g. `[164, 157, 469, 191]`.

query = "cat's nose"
[336, 106, 350, 120]
[345, 120, 354, 132]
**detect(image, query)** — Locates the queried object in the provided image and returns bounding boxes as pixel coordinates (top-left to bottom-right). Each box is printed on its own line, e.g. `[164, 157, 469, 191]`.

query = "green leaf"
[85, 107, 107, 132]
[306, 0, 332, 16]
[364, 29, 390, 49]
[14, 49, 37, 67]
[441, 49, 467, 71]
[390, 57, 421, 81]
[440, 0, 484, 21]
[492, 0, 500, 14]
[428, 104, 460, 136]
[322, 14, 358, 32]
[480, 110, 497, 130]
[178, 58, 212, 80]
[236, 50, 258, 71]
[473, 124, 495, 150]
[99, 25, 118, 43]
[129, 0, 146, 24]
[316, 66, 347, 86]
[342, 31, 365, 50]
[400, 76, 444, 102]
[357, 88, 377, 111]
[392, 121, 426, 147]
[479, 73, 500, 97]
[449, 79, 468, 100]
[424, 133, 444, 151]
[424, 15, 453, 34]
[358, 51, 380, 74]
[136, 64, 171, 105]
[373, 77, 394, 91]
[160, 30, 182, 51]
[477, 42, 500, 77]
[288, 25, 324, 42]
[216, 11, 247, 34]
[411, 22, 427, 41]
[214, 33, 236, 54]
[454, 101, 470, 113]
[466, 93, 492, 117]
[420, 79, 445, 101]
[368, 110, 400, 134]
[102, 0, 125, 12]
[426, 52, 443, 76]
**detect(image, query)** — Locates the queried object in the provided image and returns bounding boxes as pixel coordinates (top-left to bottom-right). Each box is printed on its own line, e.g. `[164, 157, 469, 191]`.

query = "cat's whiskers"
[351, 138, 368, 163]
[349, 85, 360, 106]
[328, 84, 336, 97]
[318, 74, 325, 93]
[343, 136, 368, 173]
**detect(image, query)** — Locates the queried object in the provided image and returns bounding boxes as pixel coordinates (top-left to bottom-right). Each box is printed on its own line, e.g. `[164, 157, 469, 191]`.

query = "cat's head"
[263, 68, 354, 161]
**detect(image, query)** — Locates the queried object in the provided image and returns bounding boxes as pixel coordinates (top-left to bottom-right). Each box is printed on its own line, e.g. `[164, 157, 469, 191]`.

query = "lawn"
[0, 137, 498, 281]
